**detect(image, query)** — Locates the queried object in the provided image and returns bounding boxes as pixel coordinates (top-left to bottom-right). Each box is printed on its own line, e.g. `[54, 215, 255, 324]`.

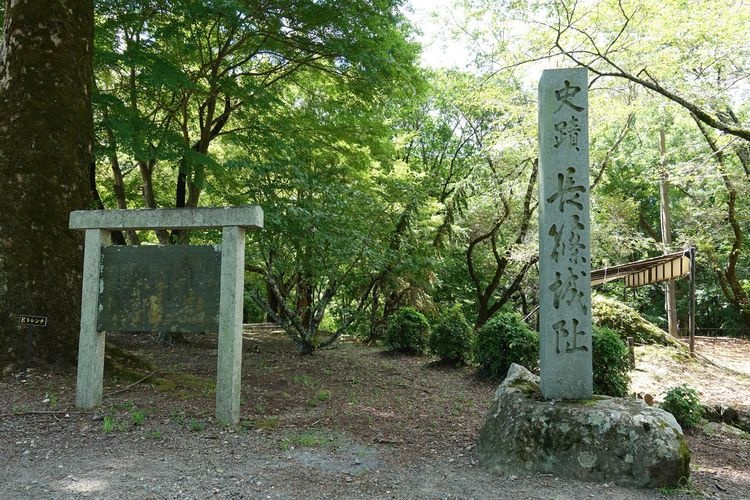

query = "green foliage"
[383, 307, 431, 354]
[12, 404, 29, 415]
[467, 0, 750, 338]
[657, 476, 699, 497]
[92, 0, 425, 356]
[308, 389, 332, 407]
[592, 295, 680, 346]
[145, 429, 162, 440]
[82, 0, 750, 361]
[472, 312, 539, 379]
[102, 415, 127, 433]
[242, 416, 280, 431]
[102, 416, 115, 433]
[661, 385, 704, 429]
[131, 409, 147, 426]
[279, 431, 334, 451]
[188, 418, 206, 432]
[169, 410, 185, 426]
[592, 326, 631, 397]
[292, 374, 315, 388]
[429, 305, 472, 363]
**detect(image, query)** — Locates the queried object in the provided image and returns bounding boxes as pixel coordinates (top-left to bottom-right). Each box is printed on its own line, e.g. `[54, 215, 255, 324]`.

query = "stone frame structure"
[69, 206, 263, 423]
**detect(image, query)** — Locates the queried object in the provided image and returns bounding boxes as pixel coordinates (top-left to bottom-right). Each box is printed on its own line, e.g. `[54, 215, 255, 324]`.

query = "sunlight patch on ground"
[694, 337, 750, 376]
[630, 340, 750, 409]
[60, 477, 108, 494]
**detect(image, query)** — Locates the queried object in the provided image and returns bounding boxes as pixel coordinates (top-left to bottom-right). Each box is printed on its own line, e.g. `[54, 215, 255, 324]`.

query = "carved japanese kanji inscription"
[538, 68, 593, 400]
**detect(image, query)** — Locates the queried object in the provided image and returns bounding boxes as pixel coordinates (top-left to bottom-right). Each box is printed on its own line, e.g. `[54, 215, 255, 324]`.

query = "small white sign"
[18, 314, 48, 327]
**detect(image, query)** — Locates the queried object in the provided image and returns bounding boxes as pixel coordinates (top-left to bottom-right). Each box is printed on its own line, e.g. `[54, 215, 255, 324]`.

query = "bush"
[592, 326, 631, 397]
[661, 385, 703, 429]
[383, 307, 430, 354]
[429, 305, 472, 363]
[473, 312, 539, 379]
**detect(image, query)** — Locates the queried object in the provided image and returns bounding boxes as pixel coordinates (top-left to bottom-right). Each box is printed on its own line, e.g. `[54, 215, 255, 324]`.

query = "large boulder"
[477, 364, 690, 488]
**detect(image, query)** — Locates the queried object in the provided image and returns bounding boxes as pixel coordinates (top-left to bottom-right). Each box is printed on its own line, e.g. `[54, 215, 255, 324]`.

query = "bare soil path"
[0, 329, 748, 499]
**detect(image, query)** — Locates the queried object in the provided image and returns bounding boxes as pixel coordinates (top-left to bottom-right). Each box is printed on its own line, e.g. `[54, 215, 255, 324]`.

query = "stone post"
[75, 229, 110, 408]
[538, 68, 593, 400]
[216, 226, 246, 424]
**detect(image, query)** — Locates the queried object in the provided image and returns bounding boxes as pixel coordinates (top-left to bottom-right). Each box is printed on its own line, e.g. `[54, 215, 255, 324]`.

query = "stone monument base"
[477, 364, 690, 488]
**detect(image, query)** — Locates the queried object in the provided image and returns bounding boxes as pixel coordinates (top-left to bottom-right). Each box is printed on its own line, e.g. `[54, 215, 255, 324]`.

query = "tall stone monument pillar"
[538, 68, 593, 400]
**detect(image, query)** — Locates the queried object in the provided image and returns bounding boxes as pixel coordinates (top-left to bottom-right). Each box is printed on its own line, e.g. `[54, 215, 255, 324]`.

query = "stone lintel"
[69, 206, 263, 231]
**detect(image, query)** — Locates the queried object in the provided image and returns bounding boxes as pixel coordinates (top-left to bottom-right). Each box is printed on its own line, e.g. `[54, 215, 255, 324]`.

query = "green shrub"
[661, 385, 703, 428]
[383, 307, 430, 354]
[473, 312, 539, 378]
[592, 294, 681, 346]
[592, 326, 631, 397]
[429, 305, 472, 363]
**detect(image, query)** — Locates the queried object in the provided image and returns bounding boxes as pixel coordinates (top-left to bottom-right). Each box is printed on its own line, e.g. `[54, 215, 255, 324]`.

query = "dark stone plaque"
[98, 245, 221, 333]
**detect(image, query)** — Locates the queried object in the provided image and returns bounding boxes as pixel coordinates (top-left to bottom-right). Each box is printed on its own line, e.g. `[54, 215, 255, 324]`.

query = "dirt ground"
[630, 337, 750, 405]
[0, 328, 748, 499]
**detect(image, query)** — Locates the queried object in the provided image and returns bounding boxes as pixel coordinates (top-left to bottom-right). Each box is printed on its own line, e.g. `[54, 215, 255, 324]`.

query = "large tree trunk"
[0, 0, 94, 369]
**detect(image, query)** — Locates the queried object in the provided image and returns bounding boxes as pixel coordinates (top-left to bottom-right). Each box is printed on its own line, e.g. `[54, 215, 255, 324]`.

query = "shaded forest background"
[0, 0, 748, 364]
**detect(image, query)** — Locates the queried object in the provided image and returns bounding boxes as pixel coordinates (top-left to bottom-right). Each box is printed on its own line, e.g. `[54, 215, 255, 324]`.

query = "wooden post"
[689, 247, 696, 357]
[76, 229, 110, 408]
[216, 226, 246, 424]
[627, 336, 635, 368]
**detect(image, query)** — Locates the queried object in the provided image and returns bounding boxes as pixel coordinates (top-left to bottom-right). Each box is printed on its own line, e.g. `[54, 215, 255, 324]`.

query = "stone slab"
[538, 67, 593, 399]
[98, 245, 221, 333]
[69, 206, 263, 230]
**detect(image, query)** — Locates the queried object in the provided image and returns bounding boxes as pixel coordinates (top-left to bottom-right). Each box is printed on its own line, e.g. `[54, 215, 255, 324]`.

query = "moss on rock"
[593, 295, 683, 347]
[478, 363, 690, 488]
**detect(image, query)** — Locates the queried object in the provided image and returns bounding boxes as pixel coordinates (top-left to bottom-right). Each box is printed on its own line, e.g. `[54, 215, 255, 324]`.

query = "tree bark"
[468, 163, 537, 328]
[0, 0, 94, 369]
[693, 116, 750, 333]
[658, 129, 678, 337]
[101, 116, 139, 245]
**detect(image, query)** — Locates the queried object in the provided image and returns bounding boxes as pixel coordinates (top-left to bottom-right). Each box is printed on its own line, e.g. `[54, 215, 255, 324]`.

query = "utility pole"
[659, 129, 679, 337]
